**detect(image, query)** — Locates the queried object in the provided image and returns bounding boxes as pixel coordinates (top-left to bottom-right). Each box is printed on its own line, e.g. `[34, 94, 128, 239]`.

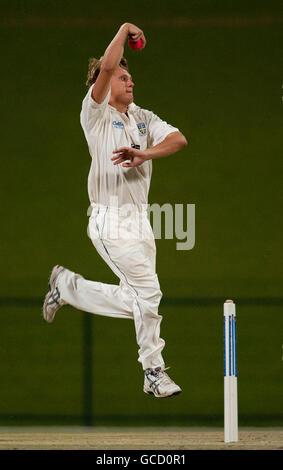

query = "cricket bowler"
[43, 23, 188, 398]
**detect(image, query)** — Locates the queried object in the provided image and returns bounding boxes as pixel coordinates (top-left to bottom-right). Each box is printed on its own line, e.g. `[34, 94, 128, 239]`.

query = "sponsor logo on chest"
[112, 121, 124, 129]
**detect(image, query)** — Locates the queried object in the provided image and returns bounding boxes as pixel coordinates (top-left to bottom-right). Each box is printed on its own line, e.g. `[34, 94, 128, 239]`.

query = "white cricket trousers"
[57, 204, 165, 370]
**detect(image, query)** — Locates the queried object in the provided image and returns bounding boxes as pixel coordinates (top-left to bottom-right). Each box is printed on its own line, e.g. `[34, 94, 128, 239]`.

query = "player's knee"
[154, 286, 163, 303]
[140, 280, 162, 306]
[152, 290, 162, 309]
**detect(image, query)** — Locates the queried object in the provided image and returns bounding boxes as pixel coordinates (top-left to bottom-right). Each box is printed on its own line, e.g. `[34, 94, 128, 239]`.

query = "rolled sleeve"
[146, 111, 179, 147]
[80, 85, 111, 133]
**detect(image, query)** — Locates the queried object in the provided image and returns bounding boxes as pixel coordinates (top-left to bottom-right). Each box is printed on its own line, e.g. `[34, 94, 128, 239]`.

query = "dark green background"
[1, 0, 282, 426]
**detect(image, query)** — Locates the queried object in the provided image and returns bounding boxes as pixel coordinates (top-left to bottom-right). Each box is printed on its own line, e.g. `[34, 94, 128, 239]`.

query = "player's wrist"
[143, 149, 153, 161]
[120, 23, 130, 35]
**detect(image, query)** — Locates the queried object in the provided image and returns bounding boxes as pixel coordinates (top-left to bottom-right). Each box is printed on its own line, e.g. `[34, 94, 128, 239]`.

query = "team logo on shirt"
[137, 122, 147, 136]
[112, 121, 124, 129]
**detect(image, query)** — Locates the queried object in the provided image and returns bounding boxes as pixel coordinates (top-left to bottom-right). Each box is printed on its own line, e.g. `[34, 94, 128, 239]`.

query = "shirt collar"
[108, 102, 136, 115]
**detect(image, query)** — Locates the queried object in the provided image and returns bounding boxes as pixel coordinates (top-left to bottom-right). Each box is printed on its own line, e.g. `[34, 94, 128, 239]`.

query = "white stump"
[224, 300, 238, 442]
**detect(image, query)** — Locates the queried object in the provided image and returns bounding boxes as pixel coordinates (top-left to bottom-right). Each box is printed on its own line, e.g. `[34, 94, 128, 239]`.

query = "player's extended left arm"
[112, 131, 188, 167]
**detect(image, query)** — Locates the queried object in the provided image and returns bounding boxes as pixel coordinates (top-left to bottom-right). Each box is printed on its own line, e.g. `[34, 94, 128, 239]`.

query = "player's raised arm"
[92, 23, 146, 104]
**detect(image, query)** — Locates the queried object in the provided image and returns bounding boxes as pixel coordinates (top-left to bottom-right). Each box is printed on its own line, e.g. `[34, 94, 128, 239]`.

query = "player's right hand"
[126, 23, 146, 49]
[111, 146, 148, 168]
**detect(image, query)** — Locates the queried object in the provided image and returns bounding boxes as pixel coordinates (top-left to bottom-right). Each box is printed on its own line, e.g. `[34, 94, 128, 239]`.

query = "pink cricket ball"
[128, 38, 143, 50]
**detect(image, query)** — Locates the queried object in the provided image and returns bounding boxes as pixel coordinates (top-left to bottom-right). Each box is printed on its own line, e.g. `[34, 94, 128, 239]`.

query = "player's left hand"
[111, 147, 148, 167]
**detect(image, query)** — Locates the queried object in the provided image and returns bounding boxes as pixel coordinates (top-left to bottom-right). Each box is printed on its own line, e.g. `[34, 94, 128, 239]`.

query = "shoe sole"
[43, 291, 53, 323]
[43, 265, 64, 323]
[143, 388, 182, 398]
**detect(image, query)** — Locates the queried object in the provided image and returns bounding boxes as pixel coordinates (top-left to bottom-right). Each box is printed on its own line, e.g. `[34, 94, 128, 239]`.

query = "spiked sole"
[143, 388, 182, 398]
[43, 291, 54, 323]
[42, 265, 65, 323]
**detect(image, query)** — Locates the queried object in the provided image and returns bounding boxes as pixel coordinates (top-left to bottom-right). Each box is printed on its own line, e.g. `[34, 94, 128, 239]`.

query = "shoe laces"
[148, 367, 172, 386]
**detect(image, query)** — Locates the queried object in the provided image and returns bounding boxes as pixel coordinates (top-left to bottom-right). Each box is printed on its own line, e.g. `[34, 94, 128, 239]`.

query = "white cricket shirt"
[80, 84, 179, 208]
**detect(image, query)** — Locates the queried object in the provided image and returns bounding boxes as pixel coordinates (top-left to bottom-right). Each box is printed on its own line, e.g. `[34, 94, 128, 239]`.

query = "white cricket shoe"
[143, 367, 182, 398]
[43, 265, 66, 323]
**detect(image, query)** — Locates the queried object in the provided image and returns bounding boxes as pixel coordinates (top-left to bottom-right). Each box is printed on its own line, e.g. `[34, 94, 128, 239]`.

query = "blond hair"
[85, 56, 129, 87]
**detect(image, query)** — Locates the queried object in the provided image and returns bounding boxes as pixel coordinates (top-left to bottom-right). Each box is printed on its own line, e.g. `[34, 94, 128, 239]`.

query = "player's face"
[110, 67, 134, 106]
